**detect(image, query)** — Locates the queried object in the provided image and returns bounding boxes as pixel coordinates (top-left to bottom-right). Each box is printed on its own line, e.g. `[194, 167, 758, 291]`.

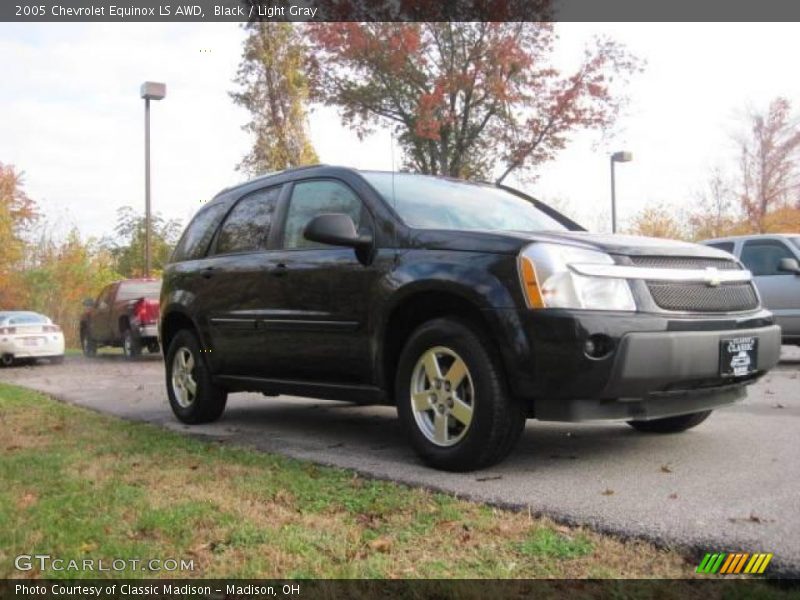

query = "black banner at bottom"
[2, 579, 799, 600]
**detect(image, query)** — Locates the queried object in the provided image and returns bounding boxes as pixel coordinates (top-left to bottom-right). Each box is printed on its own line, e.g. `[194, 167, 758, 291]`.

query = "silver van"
[702, 234, 800, 345]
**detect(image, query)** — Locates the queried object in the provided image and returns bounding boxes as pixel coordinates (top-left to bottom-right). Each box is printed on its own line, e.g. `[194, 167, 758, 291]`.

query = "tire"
[147, 341, 161, 354]
[165, 329, 227, 424]
[81, 331, 97, 357]
[122, 328, 141, 359]
[1, 354, 14, 367]
[627, 410, 712, 434]
[395, 317, 526, 472]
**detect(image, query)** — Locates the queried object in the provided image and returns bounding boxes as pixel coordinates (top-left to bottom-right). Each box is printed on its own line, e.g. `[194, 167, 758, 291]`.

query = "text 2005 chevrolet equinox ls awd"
[159, 166, 781, 471]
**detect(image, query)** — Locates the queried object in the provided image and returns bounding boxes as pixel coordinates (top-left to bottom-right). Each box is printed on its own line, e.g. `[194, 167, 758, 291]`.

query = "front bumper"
[488, 308, 781, 422]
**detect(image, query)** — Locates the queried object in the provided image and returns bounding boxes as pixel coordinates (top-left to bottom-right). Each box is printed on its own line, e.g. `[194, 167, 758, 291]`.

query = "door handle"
[272, 263, 288, 278]
[201, 267, 215, 279]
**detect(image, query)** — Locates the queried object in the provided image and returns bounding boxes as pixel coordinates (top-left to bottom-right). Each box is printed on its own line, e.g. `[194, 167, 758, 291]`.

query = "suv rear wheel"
[165, 329, 227, 424]
[395, 318, 526, 472]
[627, 410, 712, 433]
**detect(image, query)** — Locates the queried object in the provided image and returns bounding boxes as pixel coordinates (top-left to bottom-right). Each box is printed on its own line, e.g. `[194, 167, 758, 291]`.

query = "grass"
[0, 382, 776, 584]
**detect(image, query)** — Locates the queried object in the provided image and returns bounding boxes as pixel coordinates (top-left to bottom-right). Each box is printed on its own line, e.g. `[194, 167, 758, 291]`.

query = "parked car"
[80, 278, 161, 358]
[0, 311, 65, 366]
[160, 166, 781, 471]
[702, 234, 800, 345]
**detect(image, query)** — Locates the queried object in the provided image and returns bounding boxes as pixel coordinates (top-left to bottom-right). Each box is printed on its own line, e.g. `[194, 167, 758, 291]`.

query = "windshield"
[361, 172, 569, 232]
[118, 281, 161, 300]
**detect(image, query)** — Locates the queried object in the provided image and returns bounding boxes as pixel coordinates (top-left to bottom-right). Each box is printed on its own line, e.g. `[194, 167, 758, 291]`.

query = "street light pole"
[610, 151, 633, 234]
[144, 96, 151, 277]
[140, 81, 166, 277]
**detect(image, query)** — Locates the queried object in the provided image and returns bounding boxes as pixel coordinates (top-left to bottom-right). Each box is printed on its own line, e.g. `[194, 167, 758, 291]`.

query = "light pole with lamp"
[610, 151, 632, 234]
[140, 81, 166, 277]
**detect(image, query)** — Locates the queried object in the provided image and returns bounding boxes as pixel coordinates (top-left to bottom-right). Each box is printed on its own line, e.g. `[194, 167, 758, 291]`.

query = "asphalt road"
[2, 348, 799, 575]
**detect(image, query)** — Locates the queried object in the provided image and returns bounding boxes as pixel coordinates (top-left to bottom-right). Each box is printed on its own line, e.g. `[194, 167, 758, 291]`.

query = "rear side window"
[740, 240, 795, 276]
[282, 180, 365, 249]
[707, 242, 734, 254]
[9, 314, 49, 325]
[171, 202, 230, 262]
[215, 187, 281, 255]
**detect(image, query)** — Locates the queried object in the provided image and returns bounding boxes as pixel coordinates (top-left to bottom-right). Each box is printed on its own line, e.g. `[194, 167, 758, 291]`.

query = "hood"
[408, 229, 735, 260]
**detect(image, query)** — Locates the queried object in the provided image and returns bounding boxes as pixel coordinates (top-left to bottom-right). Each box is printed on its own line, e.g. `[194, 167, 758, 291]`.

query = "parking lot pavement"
[2, 346, 799, 575]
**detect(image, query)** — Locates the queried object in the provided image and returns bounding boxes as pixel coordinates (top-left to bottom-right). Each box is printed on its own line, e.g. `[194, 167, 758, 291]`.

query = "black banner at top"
[3, 0, 800, 22]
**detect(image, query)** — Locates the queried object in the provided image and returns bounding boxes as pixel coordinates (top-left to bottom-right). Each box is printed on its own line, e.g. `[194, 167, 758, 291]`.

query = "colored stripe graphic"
[697, 552, 773, 574]
[697, 553, 726, 574]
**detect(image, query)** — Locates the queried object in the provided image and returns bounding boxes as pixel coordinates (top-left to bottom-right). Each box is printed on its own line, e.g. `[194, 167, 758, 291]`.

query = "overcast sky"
[2, 22, 800, 239]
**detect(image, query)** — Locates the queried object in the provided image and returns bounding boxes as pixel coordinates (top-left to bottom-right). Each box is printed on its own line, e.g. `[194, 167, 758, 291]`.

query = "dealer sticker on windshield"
[720, 336, 758, 377]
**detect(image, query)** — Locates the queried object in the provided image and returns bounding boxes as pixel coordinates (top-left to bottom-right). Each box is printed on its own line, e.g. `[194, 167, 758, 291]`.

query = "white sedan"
[0, 311, 65, 367]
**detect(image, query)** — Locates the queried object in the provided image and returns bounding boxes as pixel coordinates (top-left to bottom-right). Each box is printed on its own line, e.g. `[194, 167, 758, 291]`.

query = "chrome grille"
[630, 256, 740, 270]
[629, 256, 758, 312]
[647, 282, 758, 312]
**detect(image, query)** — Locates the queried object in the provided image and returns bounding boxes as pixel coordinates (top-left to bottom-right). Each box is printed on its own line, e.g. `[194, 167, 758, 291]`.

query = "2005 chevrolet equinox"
[160, 165, 781, 471]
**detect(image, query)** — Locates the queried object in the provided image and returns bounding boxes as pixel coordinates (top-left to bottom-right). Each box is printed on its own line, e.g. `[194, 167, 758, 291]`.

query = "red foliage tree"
[306, 23, 640, 181]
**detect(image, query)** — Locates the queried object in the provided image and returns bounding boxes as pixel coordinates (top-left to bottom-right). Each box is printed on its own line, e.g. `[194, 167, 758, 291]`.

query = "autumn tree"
[232, 22, 318, 175]
[687, 167, 741, 241]
[0, 163, 38, 307]
[627, 203, 687, 240]
[24, 229, 119, 345]
[306, 23, 639, 181]
[734, 97, 800, 232]
[102, 206, 182, 278]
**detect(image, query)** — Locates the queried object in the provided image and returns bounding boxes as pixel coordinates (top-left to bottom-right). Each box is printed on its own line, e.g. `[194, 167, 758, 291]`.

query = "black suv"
[160, 165, 781, 471]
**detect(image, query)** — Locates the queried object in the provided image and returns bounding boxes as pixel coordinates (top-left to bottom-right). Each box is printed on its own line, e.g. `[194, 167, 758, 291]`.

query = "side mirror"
[82, 298, 95, 308]
[778, 257, 800, 274]
[304, 213, 372, 248]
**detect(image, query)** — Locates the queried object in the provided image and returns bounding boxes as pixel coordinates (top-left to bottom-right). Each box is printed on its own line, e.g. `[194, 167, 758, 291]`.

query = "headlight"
[517, 243, 636, 311]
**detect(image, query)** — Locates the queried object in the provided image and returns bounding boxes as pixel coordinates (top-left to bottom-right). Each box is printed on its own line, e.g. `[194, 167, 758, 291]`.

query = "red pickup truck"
[80, 278, 161, 358]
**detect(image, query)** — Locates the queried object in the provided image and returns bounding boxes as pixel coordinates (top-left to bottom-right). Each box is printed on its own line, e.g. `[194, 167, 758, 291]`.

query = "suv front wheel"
[395, 318, 526, 472]
[165, 329, 227, 424]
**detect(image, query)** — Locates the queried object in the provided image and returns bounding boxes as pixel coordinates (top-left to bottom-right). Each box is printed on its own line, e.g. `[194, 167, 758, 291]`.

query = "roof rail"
[216, 164, 330, 196]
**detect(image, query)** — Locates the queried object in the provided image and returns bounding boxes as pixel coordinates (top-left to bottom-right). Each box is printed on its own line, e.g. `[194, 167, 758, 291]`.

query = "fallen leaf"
[476, 475, 503, 482]
[79, 542, 97, 553]
[554, 524, 572, 535]
[18, 493, 38, 509]
[773, 403, 785, 409]
[601, 488, 615, 496]
[660, 464, 673, 473]
[668, 493, 678, 500]
[369, 537, 392, 553]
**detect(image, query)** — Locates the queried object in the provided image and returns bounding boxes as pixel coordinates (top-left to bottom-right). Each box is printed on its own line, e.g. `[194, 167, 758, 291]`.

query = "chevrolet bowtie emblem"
[705, 267, 721, 287]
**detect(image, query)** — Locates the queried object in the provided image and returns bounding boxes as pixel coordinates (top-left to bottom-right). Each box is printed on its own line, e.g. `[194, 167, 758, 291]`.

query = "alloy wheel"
[410, 346, 475, 447]
[171, 347, 197, 408]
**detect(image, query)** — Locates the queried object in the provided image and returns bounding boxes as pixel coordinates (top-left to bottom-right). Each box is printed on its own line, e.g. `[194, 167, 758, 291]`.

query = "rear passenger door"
[200, 185, 283, 375]
[740, 238, 800, 335]
[262, 178, 379, 383]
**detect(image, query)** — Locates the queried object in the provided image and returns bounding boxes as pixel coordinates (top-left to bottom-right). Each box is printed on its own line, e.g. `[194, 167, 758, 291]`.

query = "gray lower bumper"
[136, 325, 159, 340]
[535, 324, 781, 422]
